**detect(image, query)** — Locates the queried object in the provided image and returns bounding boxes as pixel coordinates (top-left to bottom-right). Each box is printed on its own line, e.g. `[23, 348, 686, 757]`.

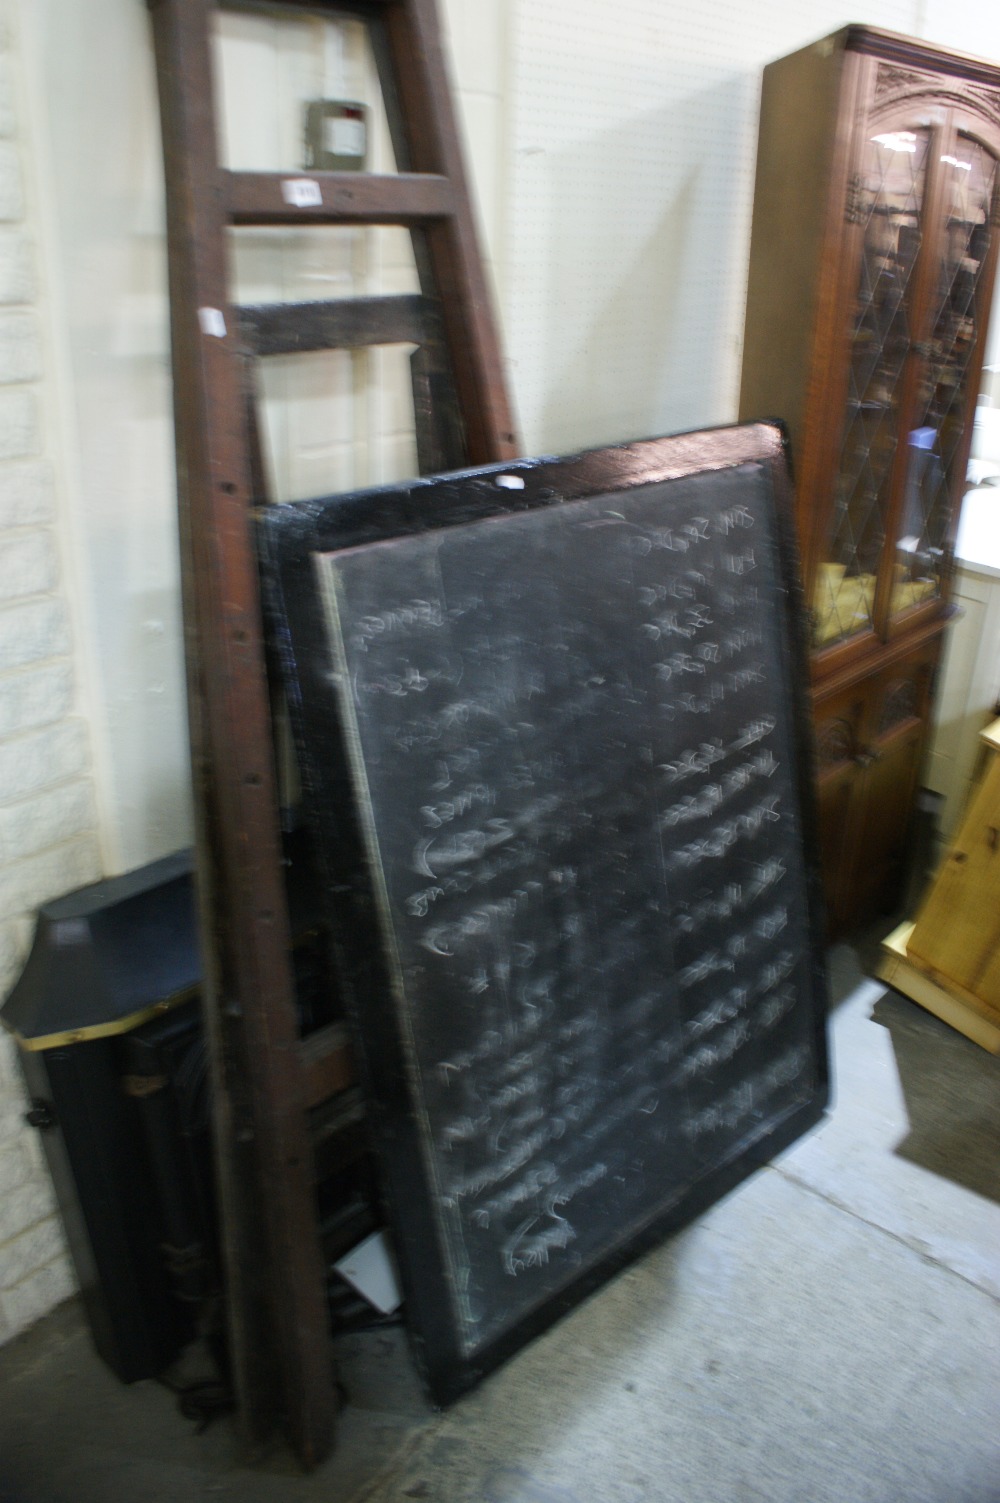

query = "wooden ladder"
[148, 0, 517, 1467]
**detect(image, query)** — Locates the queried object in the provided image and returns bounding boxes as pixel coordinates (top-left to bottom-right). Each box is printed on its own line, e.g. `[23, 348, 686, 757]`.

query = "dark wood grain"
[219, 0, 391, 16]
[149, 0, 337, 1467]
[227, 170, 454, 226]
[846, 24, 1000, 88]
[240, 295, 430, 356]
[299, 1023, 355, 1112]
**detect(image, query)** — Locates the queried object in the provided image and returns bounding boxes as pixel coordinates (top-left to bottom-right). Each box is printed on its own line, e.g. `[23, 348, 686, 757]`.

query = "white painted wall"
[20, 0, 184, 877]
[505, 0, 920, 456]
[5, 0, 1000, 1338]
[0, 0, 103, 1342]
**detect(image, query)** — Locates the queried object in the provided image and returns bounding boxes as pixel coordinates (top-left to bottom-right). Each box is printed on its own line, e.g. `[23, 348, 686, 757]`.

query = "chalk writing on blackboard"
[306, 460, 822, 1357]
[259, 425, 828, 1404]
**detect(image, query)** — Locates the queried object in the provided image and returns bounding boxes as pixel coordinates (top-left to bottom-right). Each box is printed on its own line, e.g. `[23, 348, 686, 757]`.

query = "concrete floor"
[1, 932, 999, 1503]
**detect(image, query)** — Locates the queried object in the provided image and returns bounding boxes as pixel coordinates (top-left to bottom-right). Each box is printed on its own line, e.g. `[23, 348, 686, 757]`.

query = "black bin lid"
[1, 851, 199, 1051]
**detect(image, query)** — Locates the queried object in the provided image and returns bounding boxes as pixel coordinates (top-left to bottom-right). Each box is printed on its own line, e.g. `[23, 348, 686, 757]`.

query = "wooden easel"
[148, 0, 517, 1465]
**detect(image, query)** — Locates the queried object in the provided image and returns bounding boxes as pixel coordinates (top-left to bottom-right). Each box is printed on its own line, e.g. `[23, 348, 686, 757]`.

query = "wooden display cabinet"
[740, 25, 1000, 936]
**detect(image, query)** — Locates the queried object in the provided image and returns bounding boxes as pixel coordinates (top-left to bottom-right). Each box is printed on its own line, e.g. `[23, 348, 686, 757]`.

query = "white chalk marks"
[322, 464, 818, 1345]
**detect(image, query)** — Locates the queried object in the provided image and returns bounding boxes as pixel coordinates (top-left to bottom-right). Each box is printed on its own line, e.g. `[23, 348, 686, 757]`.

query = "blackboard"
[258, 421, 829, 1405]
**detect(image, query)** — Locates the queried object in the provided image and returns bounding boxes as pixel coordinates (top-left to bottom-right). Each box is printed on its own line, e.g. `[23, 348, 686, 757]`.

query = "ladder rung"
[299, 1021, 355, 1110]
[240, 294, 431, 356]
[226, 170, 455, 226]
[310, 1089, 368, 1183]
[218, 1, 392, 18]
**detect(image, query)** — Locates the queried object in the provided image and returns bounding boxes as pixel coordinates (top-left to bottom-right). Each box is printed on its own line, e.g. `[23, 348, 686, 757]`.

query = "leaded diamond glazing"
[814, 129, 928, 647]
[893, 138, 999, 618]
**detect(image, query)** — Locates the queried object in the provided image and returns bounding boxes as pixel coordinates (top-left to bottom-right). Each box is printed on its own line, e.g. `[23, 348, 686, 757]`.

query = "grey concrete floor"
[1, 933, 999, 1503]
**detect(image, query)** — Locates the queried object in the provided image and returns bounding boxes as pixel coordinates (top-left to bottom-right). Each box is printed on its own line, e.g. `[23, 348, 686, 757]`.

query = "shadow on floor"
[837, 882, 1000, 1208]
[871, 988, 1000, 1205]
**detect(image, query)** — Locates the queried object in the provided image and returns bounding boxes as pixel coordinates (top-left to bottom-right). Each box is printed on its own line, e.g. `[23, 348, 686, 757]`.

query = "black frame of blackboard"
[258, 421, 829, 1405]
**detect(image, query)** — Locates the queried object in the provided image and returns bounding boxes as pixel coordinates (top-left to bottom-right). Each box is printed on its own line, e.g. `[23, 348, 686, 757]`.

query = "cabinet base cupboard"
[740, 26, 1000, 937]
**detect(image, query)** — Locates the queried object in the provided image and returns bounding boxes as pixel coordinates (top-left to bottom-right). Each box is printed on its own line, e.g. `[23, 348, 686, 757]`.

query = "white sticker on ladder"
[198, 307, 227, 338]
[281, 178, 323, 208]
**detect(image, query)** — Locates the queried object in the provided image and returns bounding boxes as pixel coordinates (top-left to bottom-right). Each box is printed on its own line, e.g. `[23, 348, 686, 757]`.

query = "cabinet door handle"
[854, 746, 881, 768]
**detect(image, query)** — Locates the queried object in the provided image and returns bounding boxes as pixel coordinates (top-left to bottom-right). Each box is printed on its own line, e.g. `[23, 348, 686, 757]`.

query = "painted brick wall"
[0, 0, 102, 1343]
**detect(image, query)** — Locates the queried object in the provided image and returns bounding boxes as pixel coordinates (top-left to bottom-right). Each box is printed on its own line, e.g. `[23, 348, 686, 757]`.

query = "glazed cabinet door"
[887, 125, 1000, 635]
[808, 67, 1000, 665]
[809, 102, 938, 655]
[741, 30, 1000, 938]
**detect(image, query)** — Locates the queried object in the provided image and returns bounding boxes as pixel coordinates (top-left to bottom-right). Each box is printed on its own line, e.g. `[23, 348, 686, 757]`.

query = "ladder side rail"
[370, 0, 518, 464]
[226, 169, 454, 224]
[410, 320, 468, 473]
[239, 293, 431, 355]
[149, 0, 338, 1466]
